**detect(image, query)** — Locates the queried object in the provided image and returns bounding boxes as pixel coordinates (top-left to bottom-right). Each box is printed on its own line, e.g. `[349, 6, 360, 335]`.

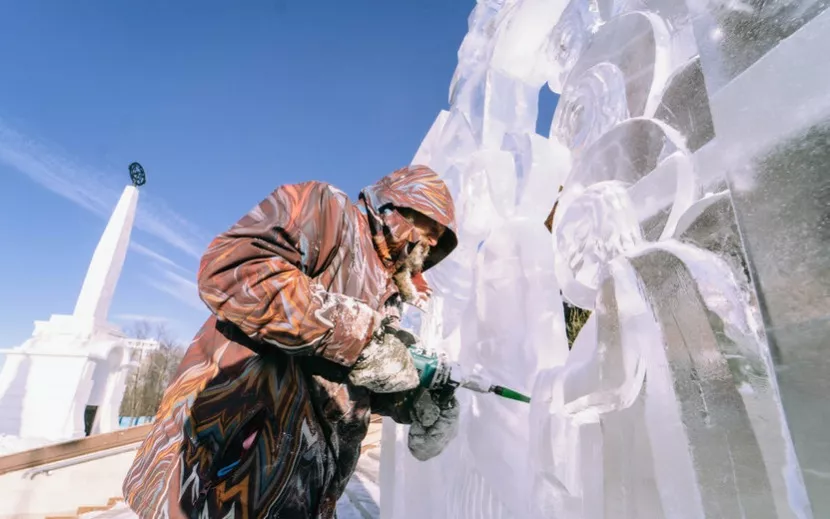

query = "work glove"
[348, 318, 421, 394]
[407, 389, 460, 461]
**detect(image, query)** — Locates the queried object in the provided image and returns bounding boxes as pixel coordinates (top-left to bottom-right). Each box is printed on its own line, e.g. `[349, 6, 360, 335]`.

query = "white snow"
[0, 434, 54, 456]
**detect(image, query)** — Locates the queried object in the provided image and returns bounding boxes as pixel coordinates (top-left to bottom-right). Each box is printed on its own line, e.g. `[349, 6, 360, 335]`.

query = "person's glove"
[348, 319, 421, 393]
[407, 389, 460, 461]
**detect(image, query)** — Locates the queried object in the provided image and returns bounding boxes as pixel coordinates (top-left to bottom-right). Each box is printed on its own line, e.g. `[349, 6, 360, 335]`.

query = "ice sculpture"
[381, 0, 829, 517]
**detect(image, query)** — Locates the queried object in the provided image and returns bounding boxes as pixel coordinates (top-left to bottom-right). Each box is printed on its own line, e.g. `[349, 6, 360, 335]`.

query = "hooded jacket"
[122, 166, 457, 519]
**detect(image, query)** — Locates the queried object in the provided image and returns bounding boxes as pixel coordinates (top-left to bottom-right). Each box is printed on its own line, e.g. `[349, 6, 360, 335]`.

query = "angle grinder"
[390, 327, 531, 405]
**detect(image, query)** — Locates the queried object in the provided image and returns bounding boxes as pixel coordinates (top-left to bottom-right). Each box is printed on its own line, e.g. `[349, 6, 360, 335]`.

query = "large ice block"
[382, 0, 827, 516]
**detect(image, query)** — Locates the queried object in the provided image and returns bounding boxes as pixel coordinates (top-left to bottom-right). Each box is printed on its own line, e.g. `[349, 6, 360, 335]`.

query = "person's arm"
[198, 182, 380, 367]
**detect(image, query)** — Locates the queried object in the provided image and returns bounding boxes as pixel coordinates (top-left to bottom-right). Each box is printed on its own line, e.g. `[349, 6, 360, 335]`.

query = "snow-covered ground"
[0, 434, 54, 456]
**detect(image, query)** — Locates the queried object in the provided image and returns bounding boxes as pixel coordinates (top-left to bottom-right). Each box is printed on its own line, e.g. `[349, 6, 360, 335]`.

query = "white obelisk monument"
[0, 163, 158, 445]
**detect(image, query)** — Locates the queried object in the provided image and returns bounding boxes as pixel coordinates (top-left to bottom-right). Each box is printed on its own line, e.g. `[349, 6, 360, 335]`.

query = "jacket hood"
[359, 165, 458, 272]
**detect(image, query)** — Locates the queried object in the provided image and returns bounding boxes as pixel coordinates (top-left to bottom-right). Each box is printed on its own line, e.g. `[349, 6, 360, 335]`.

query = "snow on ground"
[0, 434, 54, 456]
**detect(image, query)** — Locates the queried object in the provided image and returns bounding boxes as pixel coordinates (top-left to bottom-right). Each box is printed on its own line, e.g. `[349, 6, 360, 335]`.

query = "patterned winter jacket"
[122, 166, 458, 519]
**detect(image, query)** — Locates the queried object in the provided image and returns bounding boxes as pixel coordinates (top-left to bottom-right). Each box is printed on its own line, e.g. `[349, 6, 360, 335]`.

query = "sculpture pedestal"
[0, 314, 155, 443]
[0, 183, 162, 451]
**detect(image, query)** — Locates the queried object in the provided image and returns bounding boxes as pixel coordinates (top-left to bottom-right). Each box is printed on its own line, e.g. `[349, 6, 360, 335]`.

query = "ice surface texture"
[380, 0, 829, 517]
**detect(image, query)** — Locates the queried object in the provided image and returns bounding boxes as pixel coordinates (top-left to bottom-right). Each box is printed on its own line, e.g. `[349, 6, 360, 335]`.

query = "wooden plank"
[360, 443, 380, 454]
[77, 505, 109, 514]
[0, 424, 152, 476]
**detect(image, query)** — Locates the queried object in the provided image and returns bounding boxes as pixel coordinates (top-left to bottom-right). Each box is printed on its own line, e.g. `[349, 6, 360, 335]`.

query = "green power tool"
[406, 342, 532, 405]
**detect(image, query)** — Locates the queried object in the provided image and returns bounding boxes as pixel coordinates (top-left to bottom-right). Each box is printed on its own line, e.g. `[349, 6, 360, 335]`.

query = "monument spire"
[0, 162, 158, 443]
[72, 162, 146, 328]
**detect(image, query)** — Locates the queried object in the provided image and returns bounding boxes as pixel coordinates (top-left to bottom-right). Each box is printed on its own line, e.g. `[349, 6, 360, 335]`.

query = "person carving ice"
[122, 166, 461, 519]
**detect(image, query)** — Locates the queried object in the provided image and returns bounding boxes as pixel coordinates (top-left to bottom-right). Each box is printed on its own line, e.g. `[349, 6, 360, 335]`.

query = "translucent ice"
[382, 0, 828, 516]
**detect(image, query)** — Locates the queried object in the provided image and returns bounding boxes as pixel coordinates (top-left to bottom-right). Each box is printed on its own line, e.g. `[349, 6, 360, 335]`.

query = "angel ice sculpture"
[383, 0, 828, 516]
[529, 0, 817, 515]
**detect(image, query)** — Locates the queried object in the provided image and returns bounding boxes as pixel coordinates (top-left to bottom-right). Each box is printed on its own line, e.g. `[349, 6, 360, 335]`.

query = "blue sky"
[0, 2, 558, 350]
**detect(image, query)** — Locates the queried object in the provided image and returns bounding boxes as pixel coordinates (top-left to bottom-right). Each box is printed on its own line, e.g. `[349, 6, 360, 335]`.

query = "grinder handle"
[407, 346, 440, 390]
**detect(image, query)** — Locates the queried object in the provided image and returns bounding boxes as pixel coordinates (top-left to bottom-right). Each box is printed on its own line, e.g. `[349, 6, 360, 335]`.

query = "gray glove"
[407, 389, 460, 461]
[348, 321, 420, 393]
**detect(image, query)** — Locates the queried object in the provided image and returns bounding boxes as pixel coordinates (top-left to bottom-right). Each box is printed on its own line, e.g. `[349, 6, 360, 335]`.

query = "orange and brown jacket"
[122, 166, 458, 519]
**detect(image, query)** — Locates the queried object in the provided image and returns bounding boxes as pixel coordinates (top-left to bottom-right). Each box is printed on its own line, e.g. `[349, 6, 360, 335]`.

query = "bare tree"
[120, 321, 186, 419]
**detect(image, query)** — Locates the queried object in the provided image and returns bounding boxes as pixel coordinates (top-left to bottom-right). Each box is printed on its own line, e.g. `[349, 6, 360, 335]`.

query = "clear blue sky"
[0, 1, 557, 351]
